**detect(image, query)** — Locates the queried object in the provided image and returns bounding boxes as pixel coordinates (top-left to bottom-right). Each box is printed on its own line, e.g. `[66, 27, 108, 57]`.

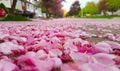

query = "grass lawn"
[83, 15, 120, 19]
[0, 17, 4, 21]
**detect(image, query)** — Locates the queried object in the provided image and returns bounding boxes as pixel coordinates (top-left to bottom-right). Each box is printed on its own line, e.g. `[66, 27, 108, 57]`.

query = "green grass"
[83, 15, 120, 19]
[2, 14, 31, 21]
[0, 17, 4, 21]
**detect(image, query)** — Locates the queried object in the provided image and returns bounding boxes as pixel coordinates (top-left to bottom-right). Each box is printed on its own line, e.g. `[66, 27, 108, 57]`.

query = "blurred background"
[0, 0, 120, 21]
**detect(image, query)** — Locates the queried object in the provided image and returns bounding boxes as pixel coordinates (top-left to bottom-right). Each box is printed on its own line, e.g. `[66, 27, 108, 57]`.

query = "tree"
[84, 2, 99, 15]
[68, 1, 81, 16]
[106, 0, 120, 15]
[10, 0, 17, 15]
[98, 0, 120, 16]
[40, 0, 64, 18]
[98, 0, 108, 16]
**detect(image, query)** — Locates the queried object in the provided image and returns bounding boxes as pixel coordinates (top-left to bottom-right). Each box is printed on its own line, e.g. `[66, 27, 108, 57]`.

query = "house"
[114, 9, 120, 16]
[0, 0, 44, 17]
[101, 9, 120, 16]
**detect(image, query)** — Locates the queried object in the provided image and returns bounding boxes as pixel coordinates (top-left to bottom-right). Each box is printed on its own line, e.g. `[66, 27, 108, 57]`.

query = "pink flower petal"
[0, 59, 17, 71]
[0, 42, 24, 54]
[93, 53, 116, 66]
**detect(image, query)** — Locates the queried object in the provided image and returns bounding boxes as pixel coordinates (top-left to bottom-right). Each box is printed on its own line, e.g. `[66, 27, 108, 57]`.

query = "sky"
[62, 0, 99, 12]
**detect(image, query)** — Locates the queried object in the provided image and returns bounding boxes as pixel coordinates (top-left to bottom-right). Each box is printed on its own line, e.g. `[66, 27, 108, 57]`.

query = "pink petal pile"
[0, 19, 120, 71]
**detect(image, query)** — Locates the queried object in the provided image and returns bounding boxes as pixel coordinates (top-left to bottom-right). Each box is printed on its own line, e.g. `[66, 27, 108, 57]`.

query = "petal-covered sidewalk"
[0, 18, 120, 71]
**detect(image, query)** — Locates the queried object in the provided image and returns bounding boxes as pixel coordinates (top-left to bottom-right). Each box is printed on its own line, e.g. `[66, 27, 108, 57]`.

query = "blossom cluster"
[0, 19, 120, 71]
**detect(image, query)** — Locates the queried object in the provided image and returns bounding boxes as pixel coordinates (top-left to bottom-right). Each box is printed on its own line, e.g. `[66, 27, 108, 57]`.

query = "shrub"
[0, 3, 8, 14]
[2, 14, 31, 21]
[65, 13, 70, 17]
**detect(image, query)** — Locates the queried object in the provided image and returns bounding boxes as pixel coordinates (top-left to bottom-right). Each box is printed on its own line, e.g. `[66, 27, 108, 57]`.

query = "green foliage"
[106, 0, 120, 12]
[83, 2, 100, 15]
[0, 3, 8, 14]
[65, 13, 70, 17]
[83, 15, 120, 19]
[2, 14, 30, 21]
[76, 10, 81, 17]
[98, 0, 120, 15]
[0, 17, 4, 21]
[37, 2, 46, 13]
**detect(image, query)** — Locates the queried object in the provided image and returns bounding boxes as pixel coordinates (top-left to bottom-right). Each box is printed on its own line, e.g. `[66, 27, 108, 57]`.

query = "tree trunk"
[103, 10, 107, 16]
[45, 9, 50, 18]
[10, 0, 17, 15]
[111, 11, 114, 16]
[45, 12, 49, 18]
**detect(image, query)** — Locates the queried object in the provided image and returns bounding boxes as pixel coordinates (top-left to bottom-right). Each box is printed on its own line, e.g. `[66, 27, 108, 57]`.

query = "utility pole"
[81, 0, 83, 18]
[81, 8, 83, 17]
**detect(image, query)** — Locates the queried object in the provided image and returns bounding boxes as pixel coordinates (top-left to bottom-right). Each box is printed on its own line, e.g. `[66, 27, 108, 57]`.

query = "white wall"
[115, 9, 120, 15]
[16, 0, 22, 10]
[26, 3, 35, 12]
[35, 8, 42, 17]
[26, 0, 44, 17]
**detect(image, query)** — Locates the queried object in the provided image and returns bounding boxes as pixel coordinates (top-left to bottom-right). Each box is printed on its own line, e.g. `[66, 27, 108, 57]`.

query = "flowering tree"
[98, 0, 108, 16]
[68, 1, 81, 16]
[40, 0, 64, 18]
